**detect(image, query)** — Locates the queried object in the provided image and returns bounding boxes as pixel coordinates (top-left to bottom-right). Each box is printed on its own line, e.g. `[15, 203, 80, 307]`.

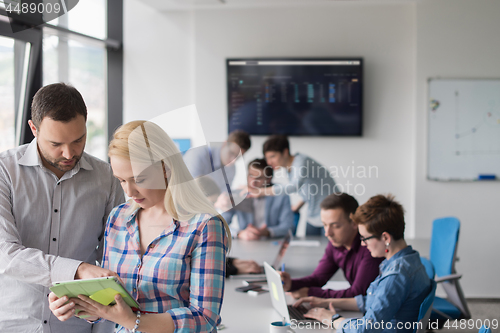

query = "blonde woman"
[49, 121, 231, 333]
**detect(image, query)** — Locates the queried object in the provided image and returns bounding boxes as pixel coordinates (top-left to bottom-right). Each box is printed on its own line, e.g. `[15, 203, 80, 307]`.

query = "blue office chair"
[427, 217, 471, 321]
[414, 279, 437, 333]
[478, 326, 492, 333]
[420, 257, 435, 280]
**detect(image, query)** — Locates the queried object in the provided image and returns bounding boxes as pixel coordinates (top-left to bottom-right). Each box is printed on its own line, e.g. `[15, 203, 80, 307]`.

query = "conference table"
[219, 236, 429, 332]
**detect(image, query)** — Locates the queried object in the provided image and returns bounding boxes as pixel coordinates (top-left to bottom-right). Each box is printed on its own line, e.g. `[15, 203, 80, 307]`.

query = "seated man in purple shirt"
[281, 193, 383, 299]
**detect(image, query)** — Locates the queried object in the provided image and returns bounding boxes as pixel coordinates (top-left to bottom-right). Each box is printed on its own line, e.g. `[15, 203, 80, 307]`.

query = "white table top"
[219, 237, 430, 332]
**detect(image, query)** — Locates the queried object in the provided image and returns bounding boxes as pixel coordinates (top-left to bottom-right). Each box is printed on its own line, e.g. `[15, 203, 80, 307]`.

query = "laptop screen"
[271, 229, 293, 268]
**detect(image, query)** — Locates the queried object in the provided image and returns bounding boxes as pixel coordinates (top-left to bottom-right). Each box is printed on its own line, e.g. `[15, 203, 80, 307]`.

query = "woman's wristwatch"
[331, 313, 342, 328]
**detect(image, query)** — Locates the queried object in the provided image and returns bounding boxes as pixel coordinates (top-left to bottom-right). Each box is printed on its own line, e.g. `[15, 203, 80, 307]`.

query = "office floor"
[427, 299, 500, 333]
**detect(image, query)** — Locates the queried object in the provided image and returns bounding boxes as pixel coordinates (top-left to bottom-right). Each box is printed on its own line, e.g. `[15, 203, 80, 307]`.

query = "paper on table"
[289, 240, 320, 247]
[322, 281, 351, 290]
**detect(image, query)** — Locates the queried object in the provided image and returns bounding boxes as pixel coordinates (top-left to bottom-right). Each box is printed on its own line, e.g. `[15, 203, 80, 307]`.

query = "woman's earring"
[385, 243, 390, 253]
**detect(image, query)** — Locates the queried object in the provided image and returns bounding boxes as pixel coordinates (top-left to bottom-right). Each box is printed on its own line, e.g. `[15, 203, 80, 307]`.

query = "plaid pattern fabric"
[102, 202, 227, 333]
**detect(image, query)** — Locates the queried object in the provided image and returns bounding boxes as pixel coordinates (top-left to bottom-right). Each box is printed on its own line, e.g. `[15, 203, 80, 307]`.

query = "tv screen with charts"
[227, 58, 363, 136]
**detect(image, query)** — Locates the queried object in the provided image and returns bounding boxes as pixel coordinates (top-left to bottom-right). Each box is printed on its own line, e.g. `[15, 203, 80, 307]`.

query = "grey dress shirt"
[0, 139, 124, 333]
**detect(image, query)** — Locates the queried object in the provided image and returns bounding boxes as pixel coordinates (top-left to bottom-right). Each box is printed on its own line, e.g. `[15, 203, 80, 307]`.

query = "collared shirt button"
[133, 288, 137, 293]
[54, 209, 58, 213]
[44, 320, 47, 324]
[149, 244, 155, 249]
[52, 238, 57, 241]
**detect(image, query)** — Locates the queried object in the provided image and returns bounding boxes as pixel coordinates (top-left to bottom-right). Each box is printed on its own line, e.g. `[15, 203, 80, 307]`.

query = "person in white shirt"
[249, 135, 337, 235]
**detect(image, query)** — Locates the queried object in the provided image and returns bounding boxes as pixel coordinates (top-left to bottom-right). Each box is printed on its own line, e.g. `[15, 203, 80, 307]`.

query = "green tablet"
[50, 276, 140, 312]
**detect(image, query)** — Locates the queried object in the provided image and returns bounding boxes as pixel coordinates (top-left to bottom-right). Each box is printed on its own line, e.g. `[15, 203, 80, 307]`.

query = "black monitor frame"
[226, 57, 363, 137]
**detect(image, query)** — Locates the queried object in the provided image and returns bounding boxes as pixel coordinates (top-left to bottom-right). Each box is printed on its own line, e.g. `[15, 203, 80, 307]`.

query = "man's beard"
[39, 147, 83, 172]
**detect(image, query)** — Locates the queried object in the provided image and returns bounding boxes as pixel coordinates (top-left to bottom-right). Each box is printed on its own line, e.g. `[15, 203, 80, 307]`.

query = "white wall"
[192, 4, 417, 236]
[415, 0, 500, 297]
[124, 0, 195, 122]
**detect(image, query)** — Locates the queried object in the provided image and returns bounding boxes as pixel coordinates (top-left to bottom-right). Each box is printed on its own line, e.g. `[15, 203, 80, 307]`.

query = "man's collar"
[78, 153, 93, 171]
[17, 138, 93, 171]
[18, 138, 42, 167]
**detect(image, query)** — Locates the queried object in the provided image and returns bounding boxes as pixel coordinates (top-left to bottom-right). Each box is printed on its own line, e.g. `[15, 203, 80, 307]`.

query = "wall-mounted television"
[227, 58, 363, 136]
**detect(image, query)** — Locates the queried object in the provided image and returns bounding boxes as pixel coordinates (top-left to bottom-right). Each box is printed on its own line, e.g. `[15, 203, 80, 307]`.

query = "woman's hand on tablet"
[74, 294, 136, 330]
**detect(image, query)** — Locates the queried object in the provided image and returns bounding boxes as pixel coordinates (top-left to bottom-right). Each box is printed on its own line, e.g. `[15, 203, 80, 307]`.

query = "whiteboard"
[428, 78, 500, 181]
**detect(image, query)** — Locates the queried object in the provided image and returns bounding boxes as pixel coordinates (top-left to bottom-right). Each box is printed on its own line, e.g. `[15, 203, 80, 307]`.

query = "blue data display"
[227, 58, 363, 136]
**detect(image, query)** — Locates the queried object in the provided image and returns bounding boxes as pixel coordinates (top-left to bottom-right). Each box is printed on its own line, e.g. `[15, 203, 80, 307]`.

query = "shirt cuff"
[354, 294, 366, 313]
[51, 257, 83, 283]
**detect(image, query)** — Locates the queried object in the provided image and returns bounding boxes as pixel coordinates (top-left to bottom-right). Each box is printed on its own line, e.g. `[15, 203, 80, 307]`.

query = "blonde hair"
[109, 120, 231, 250]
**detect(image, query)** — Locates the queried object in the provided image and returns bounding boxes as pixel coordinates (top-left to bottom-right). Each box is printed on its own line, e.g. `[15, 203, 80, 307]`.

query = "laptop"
[263, 261, 318, 323]
[232, 229, 293, 279]
[268, 229, 293, 269]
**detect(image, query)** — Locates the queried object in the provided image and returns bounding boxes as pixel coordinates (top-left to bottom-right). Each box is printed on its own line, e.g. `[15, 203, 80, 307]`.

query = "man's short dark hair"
[263, 135, 289, 155]
[31, 83, 87, 129]
[248, 158, 273, 178]
[320, 193, 359, 221]
[228, 130, 251, 151]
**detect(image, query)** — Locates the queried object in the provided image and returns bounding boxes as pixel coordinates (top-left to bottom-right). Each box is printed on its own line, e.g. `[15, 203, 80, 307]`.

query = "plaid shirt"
[102, 202, 227, 333]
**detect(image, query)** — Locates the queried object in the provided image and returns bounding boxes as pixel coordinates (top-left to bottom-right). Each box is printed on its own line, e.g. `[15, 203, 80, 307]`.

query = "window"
[0, 0, 122, 159]
[0, 18, 41, 151]
[43, 28, 107, 160]
[43, 0, 108, 160]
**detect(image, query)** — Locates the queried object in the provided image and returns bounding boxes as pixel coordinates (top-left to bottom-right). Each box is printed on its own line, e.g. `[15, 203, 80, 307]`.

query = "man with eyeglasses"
[280, 193, 383, 299]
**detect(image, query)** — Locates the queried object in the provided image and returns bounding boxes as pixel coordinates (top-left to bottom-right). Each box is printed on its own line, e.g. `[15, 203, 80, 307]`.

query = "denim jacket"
[338, 246, 431, 333]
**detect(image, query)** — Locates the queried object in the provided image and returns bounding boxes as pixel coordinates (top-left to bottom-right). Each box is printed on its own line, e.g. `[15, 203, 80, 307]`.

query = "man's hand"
[279, 271, 292, 291]
[232, 259, 263, 274]
[238, 225, 261, 240]
[75, 263, 119, 280]
[258, 224, 271, 238]
[48, 292, 77, 322]
[291, 287, 309, 299]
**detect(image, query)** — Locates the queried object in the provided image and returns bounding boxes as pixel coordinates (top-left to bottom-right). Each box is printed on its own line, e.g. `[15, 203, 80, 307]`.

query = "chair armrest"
[435, 273, 462, 283]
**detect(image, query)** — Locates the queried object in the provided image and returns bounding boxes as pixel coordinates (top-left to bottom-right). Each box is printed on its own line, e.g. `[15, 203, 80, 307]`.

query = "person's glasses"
[360, 235, 378, 243]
